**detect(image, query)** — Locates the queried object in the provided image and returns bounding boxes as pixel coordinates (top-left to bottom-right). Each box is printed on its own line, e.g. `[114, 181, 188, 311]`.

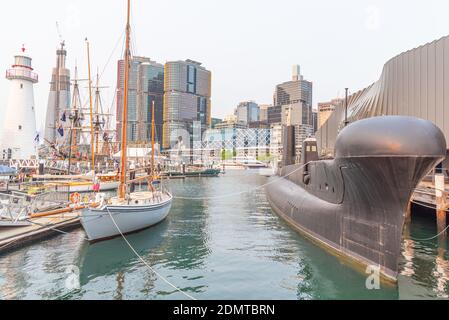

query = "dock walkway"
[0, 212, 82, 255]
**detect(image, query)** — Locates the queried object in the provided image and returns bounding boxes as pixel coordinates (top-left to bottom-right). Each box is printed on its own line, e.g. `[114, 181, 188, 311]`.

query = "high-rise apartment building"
[116, 56, 164, 144]
[163, 60, 211, 150]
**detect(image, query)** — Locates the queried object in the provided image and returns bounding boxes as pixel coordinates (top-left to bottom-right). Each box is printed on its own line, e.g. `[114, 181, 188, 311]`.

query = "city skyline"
[0, 0, 448, 133]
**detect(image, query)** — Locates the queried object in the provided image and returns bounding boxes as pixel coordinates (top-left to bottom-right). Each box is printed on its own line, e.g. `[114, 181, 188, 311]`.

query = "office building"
[235, 101, 259, 124]
[163, 59, 211, 150]
[215, 121, 247, 130]
[259, 104, 271, 123]
[211, 117, 222, 129]
[318, 99, 341, 129]
[267, 105, 282, 124]
[274, 65, 313, 126]
[116, 56, 164, 144]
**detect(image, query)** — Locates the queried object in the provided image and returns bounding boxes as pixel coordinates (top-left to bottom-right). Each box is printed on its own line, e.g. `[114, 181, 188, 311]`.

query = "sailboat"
[81, 0, 173, 242]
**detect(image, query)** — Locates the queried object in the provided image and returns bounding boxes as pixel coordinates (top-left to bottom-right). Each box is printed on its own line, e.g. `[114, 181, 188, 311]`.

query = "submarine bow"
[266, 116, 446, 281]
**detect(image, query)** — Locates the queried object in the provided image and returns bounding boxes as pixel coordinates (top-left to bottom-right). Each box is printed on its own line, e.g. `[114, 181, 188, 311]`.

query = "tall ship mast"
[66, 65, 85, 173]
[42, 40, 116, 172]
[81, 0, 173, 242]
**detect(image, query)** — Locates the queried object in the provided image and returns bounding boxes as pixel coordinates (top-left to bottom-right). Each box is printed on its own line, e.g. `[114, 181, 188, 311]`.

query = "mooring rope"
[24, 218, 89, 241]
[105, 207, 196, 300]
[172, 162, 311, 201]
[409, 199, 449, 241]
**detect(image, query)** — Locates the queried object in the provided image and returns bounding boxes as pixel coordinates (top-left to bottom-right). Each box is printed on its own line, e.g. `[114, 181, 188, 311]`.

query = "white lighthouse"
[1, 47, 39, 160]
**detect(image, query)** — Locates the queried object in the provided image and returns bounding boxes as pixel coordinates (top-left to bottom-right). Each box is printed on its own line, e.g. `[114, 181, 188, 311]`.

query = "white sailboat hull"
[81, 193, 172, 241]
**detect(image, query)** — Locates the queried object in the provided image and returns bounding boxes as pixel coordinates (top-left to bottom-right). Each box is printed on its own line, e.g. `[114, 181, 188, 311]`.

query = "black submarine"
[265, 116, 447, 282]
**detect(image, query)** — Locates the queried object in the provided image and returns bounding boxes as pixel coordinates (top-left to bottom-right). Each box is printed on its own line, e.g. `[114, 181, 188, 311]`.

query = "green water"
[0, 171, 447, 299]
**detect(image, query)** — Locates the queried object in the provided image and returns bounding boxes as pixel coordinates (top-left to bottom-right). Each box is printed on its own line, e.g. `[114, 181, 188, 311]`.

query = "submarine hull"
[266, 116, 447, 281]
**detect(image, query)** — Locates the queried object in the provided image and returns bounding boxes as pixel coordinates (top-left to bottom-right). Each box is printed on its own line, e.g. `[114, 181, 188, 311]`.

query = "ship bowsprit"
[266, 116, 447, 282]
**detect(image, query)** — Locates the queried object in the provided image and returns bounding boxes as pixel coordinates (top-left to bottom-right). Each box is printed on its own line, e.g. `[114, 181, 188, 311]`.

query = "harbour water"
[0, 171, 447, 300]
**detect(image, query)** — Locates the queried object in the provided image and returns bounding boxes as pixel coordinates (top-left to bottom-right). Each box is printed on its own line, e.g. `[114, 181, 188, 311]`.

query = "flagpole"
[67, 112, 75, 175]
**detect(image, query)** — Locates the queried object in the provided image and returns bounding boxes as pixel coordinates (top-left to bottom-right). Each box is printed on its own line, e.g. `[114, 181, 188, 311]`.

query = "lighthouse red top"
[6, 44, 38, 83]
[12, 45, 33, 70]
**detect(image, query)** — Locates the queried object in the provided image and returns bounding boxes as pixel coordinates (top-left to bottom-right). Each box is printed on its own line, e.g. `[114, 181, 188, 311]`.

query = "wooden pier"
[413, 179, 449, 209]
[0, 211, 82, 255]
[412, 175, 448, 238]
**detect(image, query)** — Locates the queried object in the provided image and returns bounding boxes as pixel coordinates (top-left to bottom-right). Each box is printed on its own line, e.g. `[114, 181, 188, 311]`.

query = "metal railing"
[0, 193, 31, 223]
[6, 69, 38, 82]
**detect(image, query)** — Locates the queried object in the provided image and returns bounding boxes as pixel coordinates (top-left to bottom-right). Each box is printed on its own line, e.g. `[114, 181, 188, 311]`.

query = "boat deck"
[0, 211, 82, 255]
[108, 191, 172, 206]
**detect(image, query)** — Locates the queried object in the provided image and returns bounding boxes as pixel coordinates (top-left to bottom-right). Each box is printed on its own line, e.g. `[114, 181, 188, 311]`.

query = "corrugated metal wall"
[317, 35, 449, 155]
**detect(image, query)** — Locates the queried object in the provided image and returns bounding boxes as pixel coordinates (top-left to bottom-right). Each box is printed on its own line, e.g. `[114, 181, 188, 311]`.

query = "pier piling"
[435, 174, 447, 239]
[405, 201, 412, 224]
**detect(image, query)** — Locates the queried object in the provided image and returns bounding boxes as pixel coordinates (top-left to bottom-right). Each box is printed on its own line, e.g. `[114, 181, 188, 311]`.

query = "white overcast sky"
[0, 0, 448, 130]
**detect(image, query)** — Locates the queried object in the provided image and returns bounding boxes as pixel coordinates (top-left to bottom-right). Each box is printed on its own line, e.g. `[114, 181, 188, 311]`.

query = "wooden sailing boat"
[80, 0, 173, 242]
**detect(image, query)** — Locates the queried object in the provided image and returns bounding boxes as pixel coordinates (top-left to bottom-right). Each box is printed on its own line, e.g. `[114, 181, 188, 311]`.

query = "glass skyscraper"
[163, 60, 211, 150]
[116, 57, 164, 144]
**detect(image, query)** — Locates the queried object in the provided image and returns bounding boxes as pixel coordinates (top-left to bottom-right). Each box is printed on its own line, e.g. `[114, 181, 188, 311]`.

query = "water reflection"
[401, 224, 415, 277]
[399, 211, 449, 299]
[0, 230, 85, 300]
[78, 221, 169, 283]
[434, 246, 449, 298]
[0, 171, 448, 299]
[0, 250, 29, 299]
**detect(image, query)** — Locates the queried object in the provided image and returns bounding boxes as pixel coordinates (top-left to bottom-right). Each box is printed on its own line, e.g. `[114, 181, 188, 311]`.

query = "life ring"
[70, 192, 81, 204]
